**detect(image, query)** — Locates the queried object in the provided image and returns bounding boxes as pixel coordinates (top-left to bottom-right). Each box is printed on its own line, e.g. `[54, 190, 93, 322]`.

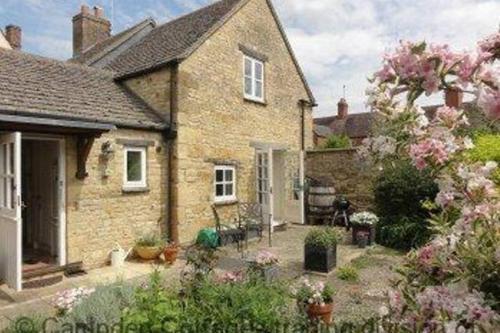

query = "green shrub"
[180, 278, 294, 331]
[60, 281, 135, 327]
[304, 228, 342, 248]
[336, 266, 359, 282]
[122, 270, 182, 332]
[3, 315, 47, 333]
[323, 134, 352, 149]
[373, 160, 439, 250]
[466, 134, 500, 184]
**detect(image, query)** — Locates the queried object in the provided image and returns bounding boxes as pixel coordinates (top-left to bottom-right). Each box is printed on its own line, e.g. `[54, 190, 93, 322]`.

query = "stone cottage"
[0, 0, 315, 291]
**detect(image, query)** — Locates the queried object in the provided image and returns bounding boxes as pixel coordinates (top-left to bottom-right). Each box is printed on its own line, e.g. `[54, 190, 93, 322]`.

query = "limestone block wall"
[65, 129, 167, 268]
[123, 67, 172, 120]
[305, 149, 374, 211]
[173, 0, 314, 242]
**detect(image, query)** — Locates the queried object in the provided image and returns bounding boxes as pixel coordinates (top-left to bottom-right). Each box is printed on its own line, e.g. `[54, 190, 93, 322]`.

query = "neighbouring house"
[314, 98, 375, 146]
[0, 0, 315, 291]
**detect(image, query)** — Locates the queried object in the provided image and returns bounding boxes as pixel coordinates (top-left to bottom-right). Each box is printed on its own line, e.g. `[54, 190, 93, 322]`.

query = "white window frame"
[243, 55, 265, 102]
[123, 146, 147, 189]
[214, 165, 237, 203]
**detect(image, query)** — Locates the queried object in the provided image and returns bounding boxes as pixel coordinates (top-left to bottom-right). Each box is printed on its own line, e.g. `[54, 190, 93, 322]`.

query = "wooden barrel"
[308, 186, 336, 213]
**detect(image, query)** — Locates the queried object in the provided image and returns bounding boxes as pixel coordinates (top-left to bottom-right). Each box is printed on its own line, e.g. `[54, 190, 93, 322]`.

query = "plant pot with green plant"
[293, 278, 335, 325]
[134, 234, 164, 260]
[304, 228, 341, 273]
[350, 212, 378, 246]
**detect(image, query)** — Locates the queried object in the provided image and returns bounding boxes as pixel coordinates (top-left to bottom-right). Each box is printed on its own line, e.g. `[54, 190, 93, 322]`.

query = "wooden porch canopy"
[0, 113, 116, 180]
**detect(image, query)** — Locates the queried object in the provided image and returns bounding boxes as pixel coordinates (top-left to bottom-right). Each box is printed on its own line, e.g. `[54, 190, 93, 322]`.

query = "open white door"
[268, 147, 274, 232]
[0, 132, 22, 291]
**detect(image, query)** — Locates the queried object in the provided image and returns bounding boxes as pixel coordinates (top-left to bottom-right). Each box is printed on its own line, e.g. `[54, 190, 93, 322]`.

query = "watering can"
[110, 243, 132, 268]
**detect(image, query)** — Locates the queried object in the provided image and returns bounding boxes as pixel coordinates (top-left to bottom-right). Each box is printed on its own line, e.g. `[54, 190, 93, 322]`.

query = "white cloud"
[274, 0, 500, 117]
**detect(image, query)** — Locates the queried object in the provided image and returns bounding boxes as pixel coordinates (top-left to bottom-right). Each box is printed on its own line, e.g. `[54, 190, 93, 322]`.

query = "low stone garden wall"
[305, 148, 374, 211]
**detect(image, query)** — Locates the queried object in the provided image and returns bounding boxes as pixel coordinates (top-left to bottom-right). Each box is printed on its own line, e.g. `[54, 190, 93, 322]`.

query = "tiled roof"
[314, 112, 375, 139]
[313, 125, 332, 138]
[0, 48, 166, 129]
[106, 0, 244, 78]
[71, 18, 156, 66]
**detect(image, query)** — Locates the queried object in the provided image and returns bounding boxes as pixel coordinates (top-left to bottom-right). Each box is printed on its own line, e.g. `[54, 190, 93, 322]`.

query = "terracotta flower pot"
[163, 245, 179, 264]
[307, 302, 334, 325]
[135, 246, 163, 260]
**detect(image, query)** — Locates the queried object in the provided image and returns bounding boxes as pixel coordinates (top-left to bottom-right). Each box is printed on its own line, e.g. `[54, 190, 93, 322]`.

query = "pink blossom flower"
[478, 86, 500, 120]
[255, 250, 278, 267]
[478, 31, 500, 55]
[410, 138, 450, 170]
[217, 270, 245, 284]
[434, 106, 467, 129]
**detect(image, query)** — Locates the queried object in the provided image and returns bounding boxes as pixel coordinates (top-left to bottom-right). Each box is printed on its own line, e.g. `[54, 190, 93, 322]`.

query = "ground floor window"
[214, 165, 236, 202]
[123, 146, 147, 189]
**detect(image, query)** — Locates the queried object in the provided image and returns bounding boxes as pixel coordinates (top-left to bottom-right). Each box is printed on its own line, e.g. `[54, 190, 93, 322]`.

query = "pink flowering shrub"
[365, 30, 500, 329]
[52, 287, 95, 315]
[216, 270, 245, 284]
[292, 278, 334, 306]
[254, 250, 279, 267]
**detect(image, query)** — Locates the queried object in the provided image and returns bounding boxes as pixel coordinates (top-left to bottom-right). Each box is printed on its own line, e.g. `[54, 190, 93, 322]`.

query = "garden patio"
[0, 224, 404, 330]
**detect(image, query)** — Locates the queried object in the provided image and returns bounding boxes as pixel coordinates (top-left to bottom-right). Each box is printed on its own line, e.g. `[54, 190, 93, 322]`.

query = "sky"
[1, 0, 499, 118]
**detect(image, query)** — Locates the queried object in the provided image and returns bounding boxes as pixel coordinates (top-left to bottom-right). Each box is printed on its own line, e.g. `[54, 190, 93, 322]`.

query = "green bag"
[196, 228, 220, 248]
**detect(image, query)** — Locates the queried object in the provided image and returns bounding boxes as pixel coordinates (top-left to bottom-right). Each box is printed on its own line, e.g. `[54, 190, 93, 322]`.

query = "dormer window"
[244, 55, 264, 102]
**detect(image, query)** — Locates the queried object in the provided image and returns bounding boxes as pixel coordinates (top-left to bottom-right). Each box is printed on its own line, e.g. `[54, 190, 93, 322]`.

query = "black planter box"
[304, 244, 337, 273]
[352, 224, 376, 246]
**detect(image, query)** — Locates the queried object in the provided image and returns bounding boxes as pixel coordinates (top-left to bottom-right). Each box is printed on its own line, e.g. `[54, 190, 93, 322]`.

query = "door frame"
[22, 134, 66, 267]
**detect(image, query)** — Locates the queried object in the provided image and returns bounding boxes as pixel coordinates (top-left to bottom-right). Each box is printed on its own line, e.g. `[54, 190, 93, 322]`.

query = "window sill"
[244, 97, 267, 106]
[122, 186, 150, 193]
[213, 199, 239, 206]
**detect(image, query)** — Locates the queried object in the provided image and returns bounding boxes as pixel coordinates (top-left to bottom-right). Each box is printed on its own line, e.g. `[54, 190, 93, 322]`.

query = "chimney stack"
[337, 98, 348, 119]
[445, 88, 463, 108]
[72, 4, 111, 57]
[5, 25, 22, 50]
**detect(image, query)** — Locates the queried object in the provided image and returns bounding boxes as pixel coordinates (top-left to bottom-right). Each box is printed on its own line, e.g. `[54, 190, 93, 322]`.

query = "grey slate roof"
[314, 113, 375, 139]
[106, 0, 243, 78]
[0, 48, 165, 130]
[313, 125, 332, 138]
[71, 18, 156, 66]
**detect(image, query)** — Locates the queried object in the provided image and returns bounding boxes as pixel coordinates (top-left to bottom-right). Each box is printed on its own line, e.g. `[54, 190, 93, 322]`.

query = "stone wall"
[123, 67, 172, 120]
[305, 148, 374, 211]
[173, 0, 314, 242]
[65, 128, 167, 268]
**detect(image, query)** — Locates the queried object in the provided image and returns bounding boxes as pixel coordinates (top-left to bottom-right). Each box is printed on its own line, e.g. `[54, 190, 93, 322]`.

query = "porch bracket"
[76, 135, 96, 180]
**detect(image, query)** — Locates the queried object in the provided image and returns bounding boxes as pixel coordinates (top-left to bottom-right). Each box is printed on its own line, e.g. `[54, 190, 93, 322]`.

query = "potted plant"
[356, 231, 369, 248]
[163, 241, 179, 265]
[350, 212, 378, 246]
[304, 228, 341, 273]
[248, 250, 279, 282]
[293, 278, 335, 325]
[134, 233, 164, 260]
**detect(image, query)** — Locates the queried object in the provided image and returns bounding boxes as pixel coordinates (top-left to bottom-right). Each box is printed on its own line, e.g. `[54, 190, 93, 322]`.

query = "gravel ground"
[216, 224, 405, 323]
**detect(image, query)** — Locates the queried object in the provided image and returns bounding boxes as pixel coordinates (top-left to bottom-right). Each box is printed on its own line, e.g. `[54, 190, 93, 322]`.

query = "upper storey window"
[244, 55, 264, 102]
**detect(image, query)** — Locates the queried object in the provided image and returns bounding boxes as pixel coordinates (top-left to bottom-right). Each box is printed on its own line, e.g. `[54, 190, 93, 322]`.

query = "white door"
[256, 150, 271, 223]
[0, 132, 22, 291]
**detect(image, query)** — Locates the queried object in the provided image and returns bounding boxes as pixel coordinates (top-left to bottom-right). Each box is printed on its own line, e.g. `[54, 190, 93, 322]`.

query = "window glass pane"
[255, 81, 263, 98]
[225, 169, 233, 182]
[127, 151, 142, 182]
[9, 143, 14, 174]
[225, 184, 233, 196]
[215, 169, 224, 182]
[245, 77, 252, 95]
[245, 58, 252, 76]
[255, 62, 263, 80]
[216, 184, 224, 196]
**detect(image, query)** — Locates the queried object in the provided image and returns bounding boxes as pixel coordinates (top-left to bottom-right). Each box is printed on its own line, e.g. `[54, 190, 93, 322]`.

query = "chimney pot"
[81, 4, 90, 15]
[5, 25, 22, 50]
[337, 98, 348, 119]
[445, 88, 463, 108]
[94, 6, 104, 18]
